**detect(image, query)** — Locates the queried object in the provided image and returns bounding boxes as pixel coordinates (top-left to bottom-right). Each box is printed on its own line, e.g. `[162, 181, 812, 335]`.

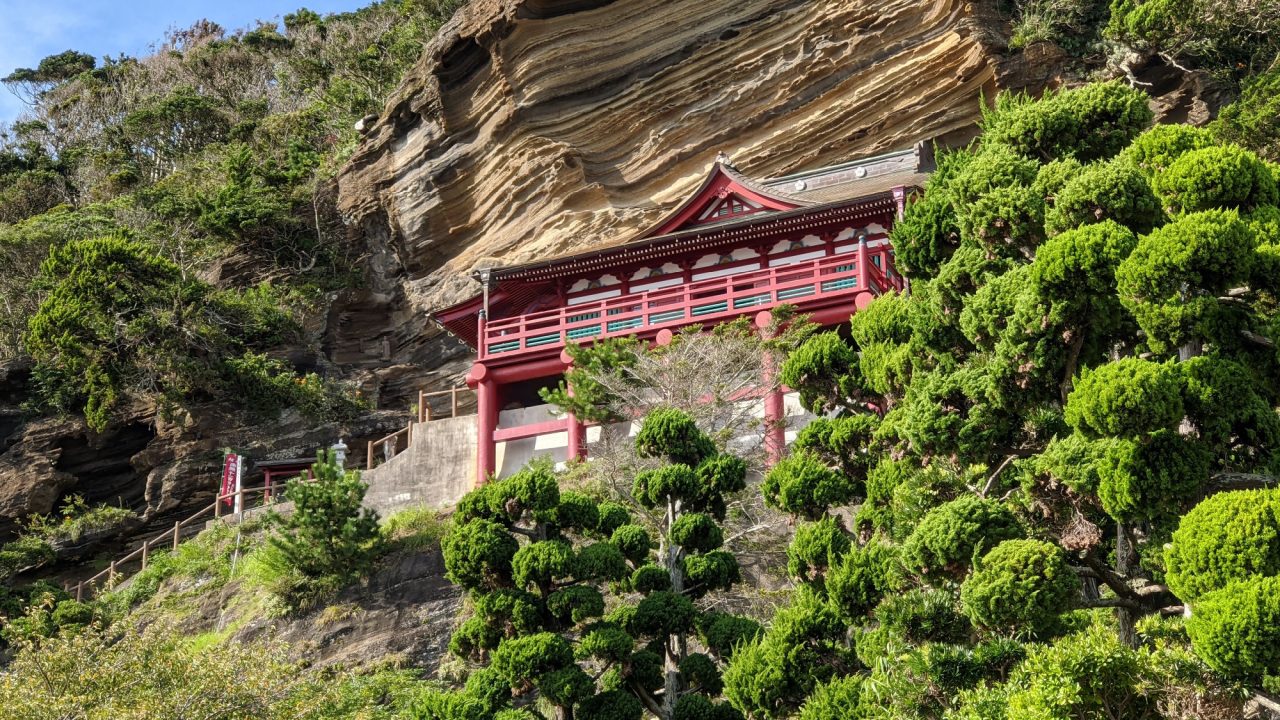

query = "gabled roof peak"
[638, 157, 808, 238]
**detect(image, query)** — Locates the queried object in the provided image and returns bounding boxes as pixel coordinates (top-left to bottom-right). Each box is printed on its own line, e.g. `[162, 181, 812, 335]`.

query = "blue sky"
[0, 0, 370, 124]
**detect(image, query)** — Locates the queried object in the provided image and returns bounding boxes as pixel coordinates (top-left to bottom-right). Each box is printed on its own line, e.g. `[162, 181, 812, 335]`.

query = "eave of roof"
[485, 191, 899, 284]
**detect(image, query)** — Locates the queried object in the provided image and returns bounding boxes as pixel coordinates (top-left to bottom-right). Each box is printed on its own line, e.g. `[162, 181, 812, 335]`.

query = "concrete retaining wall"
[361, 391, 820, 514]
[362, 414, 477, 516]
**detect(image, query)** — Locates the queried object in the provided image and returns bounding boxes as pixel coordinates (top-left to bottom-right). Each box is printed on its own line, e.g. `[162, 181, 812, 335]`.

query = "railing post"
[108, 560, 117, 586]
[141, 540, 149, 570]
[367, 440, 374, 469]
[215, 494, 223, 518]
[451, 387, 459, 418]
[173, 521, 181, 551]
[419, 389, 427, 423]
[76, 582, 83, 602]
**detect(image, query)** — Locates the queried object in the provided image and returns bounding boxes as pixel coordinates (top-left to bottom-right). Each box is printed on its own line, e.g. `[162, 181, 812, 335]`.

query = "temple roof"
[431, 141, 934, 347]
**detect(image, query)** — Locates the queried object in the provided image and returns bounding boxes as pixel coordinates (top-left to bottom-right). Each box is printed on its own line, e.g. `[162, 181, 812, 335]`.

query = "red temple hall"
[433, 143, 933, 481]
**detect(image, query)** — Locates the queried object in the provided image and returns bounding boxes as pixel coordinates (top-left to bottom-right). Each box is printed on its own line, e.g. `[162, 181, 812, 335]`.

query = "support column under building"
[474, 372, 499, 484]
[756, 311, 786, 466]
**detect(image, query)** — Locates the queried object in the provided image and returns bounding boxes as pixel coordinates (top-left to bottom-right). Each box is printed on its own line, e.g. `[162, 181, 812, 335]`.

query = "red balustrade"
[481, 249, 900, 359]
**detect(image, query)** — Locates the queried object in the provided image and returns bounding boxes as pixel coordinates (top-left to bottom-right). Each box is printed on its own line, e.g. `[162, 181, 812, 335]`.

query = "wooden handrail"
[417, 386, 474, 423]
[73, 477, 314, 601]
[366, 423, 412, 470]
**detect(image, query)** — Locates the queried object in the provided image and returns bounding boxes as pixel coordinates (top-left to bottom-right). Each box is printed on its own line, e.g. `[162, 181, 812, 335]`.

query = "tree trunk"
[660, 496, 685, 720]
[1115, 521, 1137, 648]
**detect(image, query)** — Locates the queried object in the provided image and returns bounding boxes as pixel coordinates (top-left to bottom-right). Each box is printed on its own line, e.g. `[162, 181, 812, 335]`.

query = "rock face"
[0, 357, 412, 538]
[340, 0, 1003, 315]
[332, 0, 1020, 399]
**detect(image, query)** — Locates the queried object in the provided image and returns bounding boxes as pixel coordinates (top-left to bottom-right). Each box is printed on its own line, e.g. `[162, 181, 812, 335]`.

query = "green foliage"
[874, 587, 972, 647]
[0, 618, 349, 720]
[958, 183, 1046, 258]
[764, 82, 1279, 718]
[1095, 429, 1211, 522]
[890, 183, 961, 277]
[0, 1, 463, 421]
[1214, 66, 1280, 161]
[961, 539, 1079, 636]
[778, 332, 863, 414]
[696, 612, 763, 661]
[1152, 145, 1278, 215]
[511, 541, 575, 591]
[981, 82, 1153, 162]
[1179, 356, 1280, 467]
[795, 674, 863, 720]
[671, 513, 724, 553]
[441, 416, 747, 716]
[1106, 0, 1280, 83]
[539, 337, 642, 423]
[610, 524, 653, 565]
[442, 518, 519, 593]
[635, 406, 718, 466]
[1119, 123, 1216, 174]
[1044, 160, 1163, 235]
[827, 539, 901, 623]
[1184, 576, 1280, 683]
[3, 50, 95, 84]
[786, 517, 851, 587]
[722, 588, 851, 719]
[902, 496, 1024, 577]
[1007, 0, 1110, 52]
[0, 535, 55, 581]
[1064, 358, 1183, 437]
[265, 451, 382, 609]
[380, 505, 449, 552]
[1116, 209, 1255, 352]
[1164, 488, 1280, 601]
[762, 449, 856, 521]
[994, 622, 1159, 719]
[631, 590, 698, 638]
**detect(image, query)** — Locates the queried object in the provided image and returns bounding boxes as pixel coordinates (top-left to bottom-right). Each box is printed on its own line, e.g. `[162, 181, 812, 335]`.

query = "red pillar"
[857, 235, 870, 292]
[472, 366, 499, 484]
[756, 311, 786, 466]
[563, 350, 586, 463]
[566, 410, 585, 462]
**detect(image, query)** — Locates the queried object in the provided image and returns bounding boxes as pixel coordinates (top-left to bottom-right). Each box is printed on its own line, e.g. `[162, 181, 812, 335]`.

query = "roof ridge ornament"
[715, 150, 735, 170]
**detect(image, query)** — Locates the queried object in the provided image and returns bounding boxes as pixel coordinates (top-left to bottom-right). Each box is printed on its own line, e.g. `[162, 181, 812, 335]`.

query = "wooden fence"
[366, 386, 474, 470]
[70, 483, 291, 602]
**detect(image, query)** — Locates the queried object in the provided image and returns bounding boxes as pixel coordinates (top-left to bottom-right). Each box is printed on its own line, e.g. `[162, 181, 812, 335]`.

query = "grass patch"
[96, 519, 263, 620]
[379, 506, 448, 553]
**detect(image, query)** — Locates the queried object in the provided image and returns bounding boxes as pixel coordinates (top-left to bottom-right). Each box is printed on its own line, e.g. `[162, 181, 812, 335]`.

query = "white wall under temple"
[494, 392, 816, 480]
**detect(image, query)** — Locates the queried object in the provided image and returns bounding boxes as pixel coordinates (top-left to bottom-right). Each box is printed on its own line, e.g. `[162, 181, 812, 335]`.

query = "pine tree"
[269, 449, 383, 583]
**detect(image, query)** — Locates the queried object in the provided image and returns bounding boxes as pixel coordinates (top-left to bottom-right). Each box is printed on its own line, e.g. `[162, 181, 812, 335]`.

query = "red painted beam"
[494, 419, 570, 442]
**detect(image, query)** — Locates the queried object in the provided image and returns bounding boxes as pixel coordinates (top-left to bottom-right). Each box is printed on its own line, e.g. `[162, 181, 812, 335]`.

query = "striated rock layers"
[334, 0, 1014, 389]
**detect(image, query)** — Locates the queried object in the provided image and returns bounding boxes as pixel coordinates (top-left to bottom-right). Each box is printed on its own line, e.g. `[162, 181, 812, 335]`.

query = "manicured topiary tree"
[1164, 488, 1280, 601]
[1184, 576, 1280, 684]
[434, 408, 752, 720]
[734, 80, 1280, 719]
[960, 539, 1080, 637]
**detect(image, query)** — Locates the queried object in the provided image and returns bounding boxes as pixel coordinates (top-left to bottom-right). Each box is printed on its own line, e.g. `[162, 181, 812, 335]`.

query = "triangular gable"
[641, 161, 808, 238]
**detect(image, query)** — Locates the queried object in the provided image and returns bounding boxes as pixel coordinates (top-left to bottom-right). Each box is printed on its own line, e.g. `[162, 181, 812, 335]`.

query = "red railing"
[482, 249, 898, 358]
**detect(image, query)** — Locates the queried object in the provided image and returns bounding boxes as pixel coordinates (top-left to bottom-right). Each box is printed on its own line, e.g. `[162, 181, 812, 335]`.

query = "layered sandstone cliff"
[340, 0, 1006, 317]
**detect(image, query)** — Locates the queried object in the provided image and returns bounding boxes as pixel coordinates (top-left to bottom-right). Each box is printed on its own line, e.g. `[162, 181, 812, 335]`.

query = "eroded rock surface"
[340, 0, 1002, 316]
